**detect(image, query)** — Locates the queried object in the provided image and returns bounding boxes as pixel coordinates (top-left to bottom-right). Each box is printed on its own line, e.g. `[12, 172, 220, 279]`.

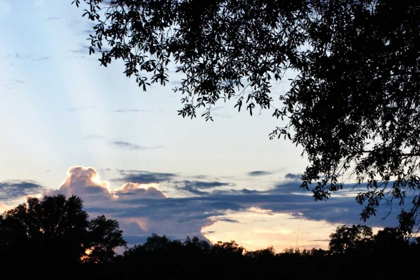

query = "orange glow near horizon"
[202, 208, 340, 253]
[0, 202, 9, 213]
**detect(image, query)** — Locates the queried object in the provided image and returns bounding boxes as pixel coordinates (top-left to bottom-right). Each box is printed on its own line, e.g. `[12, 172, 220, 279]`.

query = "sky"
[0, 0, 403, 252]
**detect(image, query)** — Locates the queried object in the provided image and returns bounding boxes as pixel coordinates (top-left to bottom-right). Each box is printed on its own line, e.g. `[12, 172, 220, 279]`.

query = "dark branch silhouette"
[71, 0, 420, 233]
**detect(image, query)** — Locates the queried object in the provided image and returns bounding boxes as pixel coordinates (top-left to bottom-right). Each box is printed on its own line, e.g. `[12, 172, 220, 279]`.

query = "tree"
[0, 195, 126, 270]
[374, 227, 408, 251]
[72, 0, 420, 232]
[329, 224, 373, 254]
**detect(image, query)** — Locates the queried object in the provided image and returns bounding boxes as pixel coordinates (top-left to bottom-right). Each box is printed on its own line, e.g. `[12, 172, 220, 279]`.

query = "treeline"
[1, 195, 419, 279]
[90, 228, 420, 280]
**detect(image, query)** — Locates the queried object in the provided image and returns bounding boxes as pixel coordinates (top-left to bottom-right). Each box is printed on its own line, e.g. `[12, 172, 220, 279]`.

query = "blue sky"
[0, 0, 403, 252]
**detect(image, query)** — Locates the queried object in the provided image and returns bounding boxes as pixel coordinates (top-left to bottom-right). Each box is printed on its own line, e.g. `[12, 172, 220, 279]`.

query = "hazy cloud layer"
[115, 109, 153, 113]
[111, 141, 163, 150]
[175, 180, 232, 195]
[68, 105, 95, 112]
[13, 52, 50, 61]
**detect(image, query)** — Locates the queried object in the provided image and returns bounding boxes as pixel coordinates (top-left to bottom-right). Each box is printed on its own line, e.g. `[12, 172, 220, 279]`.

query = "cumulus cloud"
[50, 167, 169, 202]
[49, 166, 113, 201]
[0, 180, 44, 201]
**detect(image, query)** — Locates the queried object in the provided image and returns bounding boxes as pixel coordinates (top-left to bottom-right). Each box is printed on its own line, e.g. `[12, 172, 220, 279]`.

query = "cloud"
[112, 170, 404, 230]
[51, 167, 169, 201]
[41, 167, 406, 247]
[115, 109, 153, 113]
[0, 180, 44, 201]
[68, 105, 95, 112]
[114, 170, 177, 183]
[185, 181, 231, 189]
[15, 53, 32, 60]
[48, 167, 240, 240]
[217, 218, 240, 223]
[174, 180, 232, 195]
[114, 183, 168, 199]
[271, 181, 308, 194]
[247, 171, 273, 176]
[69, 45, 111, 56]
[69, 46, 91, 55]
[82, 134, 103, 140]
[111, 141, 163, 150]
[284, 173, 301, 180]
[48, 166, 113, 201]
[34, 56, 50, 61]
[13, 53, 50, 61]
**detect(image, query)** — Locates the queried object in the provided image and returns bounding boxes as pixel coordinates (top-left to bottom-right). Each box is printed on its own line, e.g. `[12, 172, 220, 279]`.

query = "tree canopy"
[328, 224, 373, 254]
[0, 195, 126, 274]
[74, 228, 419, 279]
[72, 0, 420, 232]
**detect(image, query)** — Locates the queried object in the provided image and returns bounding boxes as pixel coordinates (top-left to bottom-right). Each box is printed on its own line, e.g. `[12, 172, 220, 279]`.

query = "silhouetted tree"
[183, 235, 211, 254]
[211, 240, 244, 257]
[0, 195, 126, 275]
[329, 224, 373, 254]
[245, 246, 275, 260]
[373, 227, 409, 257]
[72, 0, 420, 233]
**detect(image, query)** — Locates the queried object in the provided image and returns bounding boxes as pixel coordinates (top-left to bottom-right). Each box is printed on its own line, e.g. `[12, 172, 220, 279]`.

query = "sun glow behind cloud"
[53, 166, 169, 201]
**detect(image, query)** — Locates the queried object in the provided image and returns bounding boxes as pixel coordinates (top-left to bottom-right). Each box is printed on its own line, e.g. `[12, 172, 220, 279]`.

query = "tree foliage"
[0, 195, 126, 272]
[72, 0, 420, 232]
[328, 224, 373, 254]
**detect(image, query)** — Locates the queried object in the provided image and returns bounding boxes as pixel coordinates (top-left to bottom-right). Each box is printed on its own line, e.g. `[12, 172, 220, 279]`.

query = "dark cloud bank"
[1, 168, 406, 245]
[0, 180, 44, 201]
